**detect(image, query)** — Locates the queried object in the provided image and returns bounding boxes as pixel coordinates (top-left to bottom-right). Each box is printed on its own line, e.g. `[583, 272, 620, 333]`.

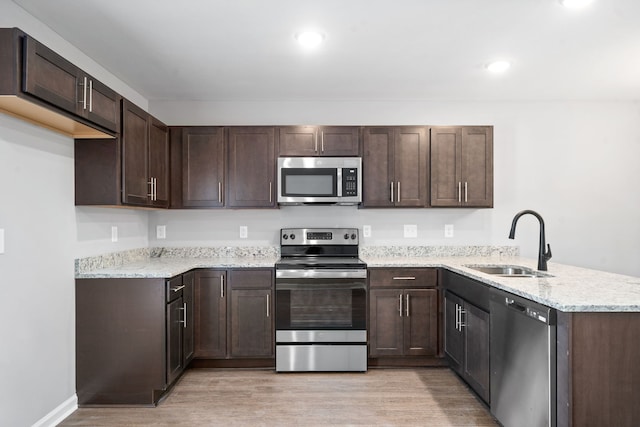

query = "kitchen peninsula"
[76, 245, 640, 426]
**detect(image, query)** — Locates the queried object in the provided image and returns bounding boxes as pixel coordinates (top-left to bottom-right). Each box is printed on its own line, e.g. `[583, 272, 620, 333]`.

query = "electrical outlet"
[445, 224, 454, 238]
[111, 226, 118, 243]
[239, 226, 248, 239]
[404, 224, 418, 238]
[157, 225, 166, 239]
[363, 225, 372, 238]
[0, 228, 5, 254]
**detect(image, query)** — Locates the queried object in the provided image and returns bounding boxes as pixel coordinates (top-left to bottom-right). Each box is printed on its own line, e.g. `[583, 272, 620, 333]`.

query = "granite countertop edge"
[75, 254, 640, 313]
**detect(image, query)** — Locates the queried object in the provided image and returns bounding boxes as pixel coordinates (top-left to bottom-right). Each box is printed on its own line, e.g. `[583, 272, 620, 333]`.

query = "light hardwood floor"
[60, 368, 498, 426]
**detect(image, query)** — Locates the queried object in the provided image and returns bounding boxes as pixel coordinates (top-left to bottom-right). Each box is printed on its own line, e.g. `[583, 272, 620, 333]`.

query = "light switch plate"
[404, 224, 418, 238]
[239, 226, 248, 239]
[363, 225, 372, 238]
[157, 225, 166, 239]
[111, 226, 118, 243]
[0, 228, 4, 254]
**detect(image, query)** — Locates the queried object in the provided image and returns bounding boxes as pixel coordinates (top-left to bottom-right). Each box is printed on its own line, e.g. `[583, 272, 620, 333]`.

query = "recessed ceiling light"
[559, 0, 594, 9]
[295, 31, 324, 48]
[485, 60, 511, 73]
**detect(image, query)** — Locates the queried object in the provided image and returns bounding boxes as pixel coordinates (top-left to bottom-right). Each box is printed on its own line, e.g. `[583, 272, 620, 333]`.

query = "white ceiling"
[12, 0, 640, 102]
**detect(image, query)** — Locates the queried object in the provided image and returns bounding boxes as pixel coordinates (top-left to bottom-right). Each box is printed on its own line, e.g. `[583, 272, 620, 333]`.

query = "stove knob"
[289, 234, 296, 240]
[344, 233, 350, 240]
[282, 234, 288, 240]
[351, 233, 357, 240]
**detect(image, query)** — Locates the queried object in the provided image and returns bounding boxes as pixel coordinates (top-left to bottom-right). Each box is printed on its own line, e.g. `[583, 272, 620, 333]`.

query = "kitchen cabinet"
[0, 27, 118, 138]
[76, 272, 194, 406]
[171, 126, 225, 208]
[430, 126, 493, 207]
[194, 268, 274, 360]
[361, 126, 429, 207]
[122, 99, 169, 208]
[227, 127, 277, 208]
[368, 268, 438, 357]
[278, 126, 360, 156]
[441, 270, 490, 404]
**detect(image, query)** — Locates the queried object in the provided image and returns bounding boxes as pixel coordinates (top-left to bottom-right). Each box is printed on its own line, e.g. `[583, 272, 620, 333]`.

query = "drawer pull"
[171, 285, 185, 293]
[392, 276, 416, 280]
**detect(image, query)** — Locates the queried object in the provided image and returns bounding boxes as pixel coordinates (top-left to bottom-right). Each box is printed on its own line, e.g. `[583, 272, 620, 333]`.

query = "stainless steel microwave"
[277, 157, 362, 205]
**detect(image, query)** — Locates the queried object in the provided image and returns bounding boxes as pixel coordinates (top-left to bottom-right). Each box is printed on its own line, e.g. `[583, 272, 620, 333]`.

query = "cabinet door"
[444, 292, 464, 373]
[278, 126, 318, 156]
[181, 127, 225, 207]
[227, 127, 276, 208]
[194, 270, 227, 358]
[317, 126, 360, 156]
[461, 127, 493, 207]
[430, 127, 462, 207]
[85, 76, 120, 132]
[22, 35, 81, 116]
[394, 126, 428, 207]
[362, 127, 394, 207]
[149, 117, 170, 207]
[464, 302, 490, 403]
[182, 271, 195, 364]
[166, 297, 184, 385]
[403, 289, 438, 356]
[229, 288, 273, 357]
[369, 289, 404, 356]
[122, 100, 150, 206]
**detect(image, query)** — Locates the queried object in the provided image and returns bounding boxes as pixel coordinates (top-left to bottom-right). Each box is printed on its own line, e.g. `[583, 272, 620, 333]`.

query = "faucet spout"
[508, 209, 552, 271]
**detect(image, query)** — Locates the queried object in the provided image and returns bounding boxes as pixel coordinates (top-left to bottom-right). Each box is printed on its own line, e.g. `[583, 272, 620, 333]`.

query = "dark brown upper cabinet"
[361, 126, 429, 207]
[171, 127, 225, 208]
[227, 127, 277, 208]
[0, 27, 118, 138]
[278, 126, 359, 156]
[121, 99, 169, 208]
[430, 126, 493, 208]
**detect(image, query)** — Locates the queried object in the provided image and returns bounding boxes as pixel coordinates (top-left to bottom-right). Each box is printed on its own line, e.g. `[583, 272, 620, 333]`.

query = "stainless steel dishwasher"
[490, 288, 556, 427]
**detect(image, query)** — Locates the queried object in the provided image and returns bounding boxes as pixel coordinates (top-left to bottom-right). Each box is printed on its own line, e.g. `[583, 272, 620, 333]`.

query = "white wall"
[0, 3, 149, 426]
[150, 100, 640, 277]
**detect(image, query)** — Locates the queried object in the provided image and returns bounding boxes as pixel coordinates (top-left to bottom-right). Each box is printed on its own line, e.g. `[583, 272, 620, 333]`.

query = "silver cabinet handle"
[406, 294, 410, 317]
[397, 182, 401, 203]
[390, 182, 394, 203]
[266, 293, 270, 317]
[321, 131, 324, 153]
[79, 76, 87, 110]
[171, 285, 185, 293]
[148, 178, 154, 199]
[455, 304, 460, 331]
[458, 182, 462, 203]
[464, 182, 468, 203]
[182, 302, 187, 328]
[314, 130, 318, 153]
[218, 182, 222, 204]
[393, 276, 416, 280]
[269, 182, 272, 203]
[459, 307, 466, 329]
[154, 177, 158, 201]
[88, 79, 93, 112]
[220, 275, 224, 298]
[398, 294, 403, 317]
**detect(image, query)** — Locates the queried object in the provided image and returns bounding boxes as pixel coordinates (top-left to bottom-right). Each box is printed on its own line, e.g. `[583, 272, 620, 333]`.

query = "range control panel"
[281, 228, 359, 245]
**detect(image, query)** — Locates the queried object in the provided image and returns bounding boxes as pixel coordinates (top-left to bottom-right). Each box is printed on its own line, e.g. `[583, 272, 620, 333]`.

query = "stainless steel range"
[275, 227, 367, 372]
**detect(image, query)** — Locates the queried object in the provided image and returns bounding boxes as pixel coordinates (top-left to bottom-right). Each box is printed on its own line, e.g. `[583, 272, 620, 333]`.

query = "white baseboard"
[32, 394, 78, 427]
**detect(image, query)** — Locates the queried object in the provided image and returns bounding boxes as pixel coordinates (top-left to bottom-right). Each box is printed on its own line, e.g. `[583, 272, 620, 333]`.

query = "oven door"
[275, 270, 367, 332]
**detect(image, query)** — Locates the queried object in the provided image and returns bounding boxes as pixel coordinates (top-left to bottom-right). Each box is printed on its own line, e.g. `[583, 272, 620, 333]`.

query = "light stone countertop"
[76, 251, 640, 313]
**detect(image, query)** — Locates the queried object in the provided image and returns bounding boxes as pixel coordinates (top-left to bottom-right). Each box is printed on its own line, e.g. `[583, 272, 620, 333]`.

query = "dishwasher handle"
[505, 298, 527, 313]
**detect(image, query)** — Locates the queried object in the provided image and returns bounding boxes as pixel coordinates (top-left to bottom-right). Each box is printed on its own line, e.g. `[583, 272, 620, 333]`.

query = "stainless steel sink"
[466, 265, 552, 278]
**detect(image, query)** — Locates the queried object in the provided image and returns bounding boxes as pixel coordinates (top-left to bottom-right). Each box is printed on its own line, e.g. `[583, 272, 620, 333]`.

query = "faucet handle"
[545, 244, 552, 261]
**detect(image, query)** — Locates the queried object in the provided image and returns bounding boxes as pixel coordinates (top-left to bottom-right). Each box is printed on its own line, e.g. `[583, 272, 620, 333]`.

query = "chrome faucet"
[508, 209, 552, 271]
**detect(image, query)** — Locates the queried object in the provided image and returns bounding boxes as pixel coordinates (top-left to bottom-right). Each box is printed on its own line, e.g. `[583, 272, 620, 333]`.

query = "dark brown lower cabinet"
[194, 268, 274, 360]
[444, 290, 490, 404]
[368, 268, 438, 359]
[76, 273, 193, 406]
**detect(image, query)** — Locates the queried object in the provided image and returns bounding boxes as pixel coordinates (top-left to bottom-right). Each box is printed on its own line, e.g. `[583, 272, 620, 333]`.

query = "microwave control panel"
[342, 168, 359, 196]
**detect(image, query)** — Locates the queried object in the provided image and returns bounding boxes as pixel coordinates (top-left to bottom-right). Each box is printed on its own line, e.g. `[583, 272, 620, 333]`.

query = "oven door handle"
[275, 282, 367, 291]
[276, 269, 367, 279]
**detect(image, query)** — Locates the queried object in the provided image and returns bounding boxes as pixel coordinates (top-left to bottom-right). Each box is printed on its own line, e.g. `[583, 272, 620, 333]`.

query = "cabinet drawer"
[369, 268, 437, 288]
[228, 269, 274, 289]
[166, 276, 185, 302]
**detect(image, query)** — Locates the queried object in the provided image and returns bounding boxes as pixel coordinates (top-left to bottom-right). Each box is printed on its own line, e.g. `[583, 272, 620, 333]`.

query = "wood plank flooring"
[60, 368, 498, 426]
